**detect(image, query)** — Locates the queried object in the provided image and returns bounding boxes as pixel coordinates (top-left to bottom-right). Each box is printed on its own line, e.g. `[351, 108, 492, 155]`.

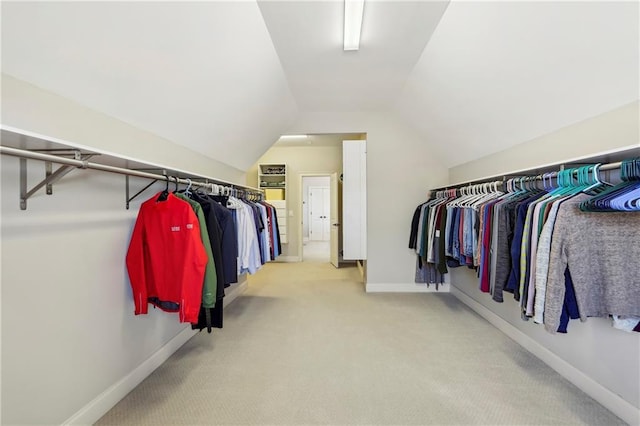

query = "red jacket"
[126, 192, 207, 323]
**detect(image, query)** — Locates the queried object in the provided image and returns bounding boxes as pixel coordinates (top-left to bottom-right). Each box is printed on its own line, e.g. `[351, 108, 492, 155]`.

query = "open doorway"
[251, 133, 363, 271]
[301, 175, 331, 262]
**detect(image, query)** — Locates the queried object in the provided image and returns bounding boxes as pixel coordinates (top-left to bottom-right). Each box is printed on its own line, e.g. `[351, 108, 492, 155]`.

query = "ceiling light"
[344, 0, 364, 51]
[279, 134, 308, 140]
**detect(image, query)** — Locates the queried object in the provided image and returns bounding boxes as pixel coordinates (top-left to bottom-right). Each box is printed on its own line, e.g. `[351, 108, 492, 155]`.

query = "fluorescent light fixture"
[279, 134, 308, 140]
[344, 0, 364, 51]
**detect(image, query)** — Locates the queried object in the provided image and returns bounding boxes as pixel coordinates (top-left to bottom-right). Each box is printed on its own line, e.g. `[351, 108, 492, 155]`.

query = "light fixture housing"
[344, 0, 364, 51]
[279, 134, 308, 140]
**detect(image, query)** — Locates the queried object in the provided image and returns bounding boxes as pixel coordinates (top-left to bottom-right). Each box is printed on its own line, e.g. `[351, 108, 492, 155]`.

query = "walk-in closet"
[1, 1, 638, 425]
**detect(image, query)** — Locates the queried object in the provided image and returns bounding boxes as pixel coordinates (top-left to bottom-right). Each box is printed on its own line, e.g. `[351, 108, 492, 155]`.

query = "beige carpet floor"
[97, 262, 623, 425]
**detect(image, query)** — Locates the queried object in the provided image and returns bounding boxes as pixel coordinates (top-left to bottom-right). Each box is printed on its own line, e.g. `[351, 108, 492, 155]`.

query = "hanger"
[580, 164, 604, 194]
[461, 182, 485, 207]
[543, 168, 578, 200]
[541, 173, 552, 191]
[469, 180, 503, 208]
[581, 159, 640, 212]
[156, 175, 171, 202]
[184, 178, 193, 197]
[526, 176, 535, 191]
[171, 176, 179, 193]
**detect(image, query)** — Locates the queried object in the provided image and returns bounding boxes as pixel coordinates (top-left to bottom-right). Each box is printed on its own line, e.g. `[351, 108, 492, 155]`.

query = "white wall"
[302, 176, 330, 240]
[2, 2, 299, 172]
[1, 76, 249, 424]
[396, 2, 639, 169]
[2, 74, 247, 182]
[449, 101, 640, 183]
[287, 112, 450, 288]
[445, 103, 640, 423]
[1, 163, 181, 425]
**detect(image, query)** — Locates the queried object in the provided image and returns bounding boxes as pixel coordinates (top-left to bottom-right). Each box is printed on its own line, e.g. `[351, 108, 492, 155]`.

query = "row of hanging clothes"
[409, 158, 640, 333]
[126, 177, 282, 333]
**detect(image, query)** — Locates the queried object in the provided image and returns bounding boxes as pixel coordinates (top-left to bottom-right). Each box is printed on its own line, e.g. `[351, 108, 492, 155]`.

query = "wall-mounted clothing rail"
[412, 152, 640, 335]
[431, 158, 629, 192]
[0, 145, 263, 210]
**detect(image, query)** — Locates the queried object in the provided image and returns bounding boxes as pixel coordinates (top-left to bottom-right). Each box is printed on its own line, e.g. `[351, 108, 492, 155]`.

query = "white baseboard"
[63, 326, 197, 425]
[65, 282, 249, 425]
[274, 256, 301, 263]
[366, 283, 450, 293]
[450, 285, 640, 426]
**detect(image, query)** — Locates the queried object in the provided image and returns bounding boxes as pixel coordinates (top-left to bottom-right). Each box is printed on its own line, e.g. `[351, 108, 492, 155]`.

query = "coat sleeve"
[543, 208, 569, 333]
[409, 205, 422, 249]
[180, 210, 209, 323]
[126, 207, 149, 316]
[196, 206, 217, 309]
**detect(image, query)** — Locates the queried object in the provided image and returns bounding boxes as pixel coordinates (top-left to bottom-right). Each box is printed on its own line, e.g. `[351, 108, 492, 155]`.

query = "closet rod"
[433, 159, 628, 191]
[0, 145, 263, 193]
[509, 160, 624, 181]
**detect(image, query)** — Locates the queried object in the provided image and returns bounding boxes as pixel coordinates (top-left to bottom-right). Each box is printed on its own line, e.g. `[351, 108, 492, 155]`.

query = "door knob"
[332, 223, 340, 227]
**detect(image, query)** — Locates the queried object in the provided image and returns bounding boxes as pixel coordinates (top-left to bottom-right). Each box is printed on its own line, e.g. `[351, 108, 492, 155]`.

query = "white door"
[309, 186, 330, 241]
[330, 172, 339, 268]
[321, 187, 330, 239]
[342, 140, 367, 260]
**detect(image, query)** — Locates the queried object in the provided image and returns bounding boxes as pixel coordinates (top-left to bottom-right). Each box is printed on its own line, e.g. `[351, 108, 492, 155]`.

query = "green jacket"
[175, 193, 217, 308]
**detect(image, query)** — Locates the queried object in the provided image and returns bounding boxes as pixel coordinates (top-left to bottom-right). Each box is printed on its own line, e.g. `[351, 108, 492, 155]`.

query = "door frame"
[299, 173, 333, 262]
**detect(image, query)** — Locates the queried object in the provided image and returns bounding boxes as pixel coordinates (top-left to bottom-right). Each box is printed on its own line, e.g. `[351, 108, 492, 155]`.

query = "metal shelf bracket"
[19, 150, 97, 210]
[125, 169, 167, 210]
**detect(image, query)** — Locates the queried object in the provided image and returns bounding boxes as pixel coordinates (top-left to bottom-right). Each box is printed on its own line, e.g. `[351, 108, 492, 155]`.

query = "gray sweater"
[544, 194, 640, 333]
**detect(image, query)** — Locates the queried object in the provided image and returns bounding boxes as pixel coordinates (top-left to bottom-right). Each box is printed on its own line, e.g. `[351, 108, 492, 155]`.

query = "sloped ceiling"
[396, 1, 639, 167]
[1, 1, 297, 171]
[274, 133, 363, 147]
[2, 1, 638, 171]
[258, 0, 449, 111]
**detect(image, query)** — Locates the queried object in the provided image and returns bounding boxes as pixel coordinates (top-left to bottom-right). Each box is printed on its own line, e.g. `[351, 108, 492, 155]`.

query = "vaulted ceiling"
[397, 1, 639, 166]
[258, 1, 449, 111]
[2, 1, 638, 171]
